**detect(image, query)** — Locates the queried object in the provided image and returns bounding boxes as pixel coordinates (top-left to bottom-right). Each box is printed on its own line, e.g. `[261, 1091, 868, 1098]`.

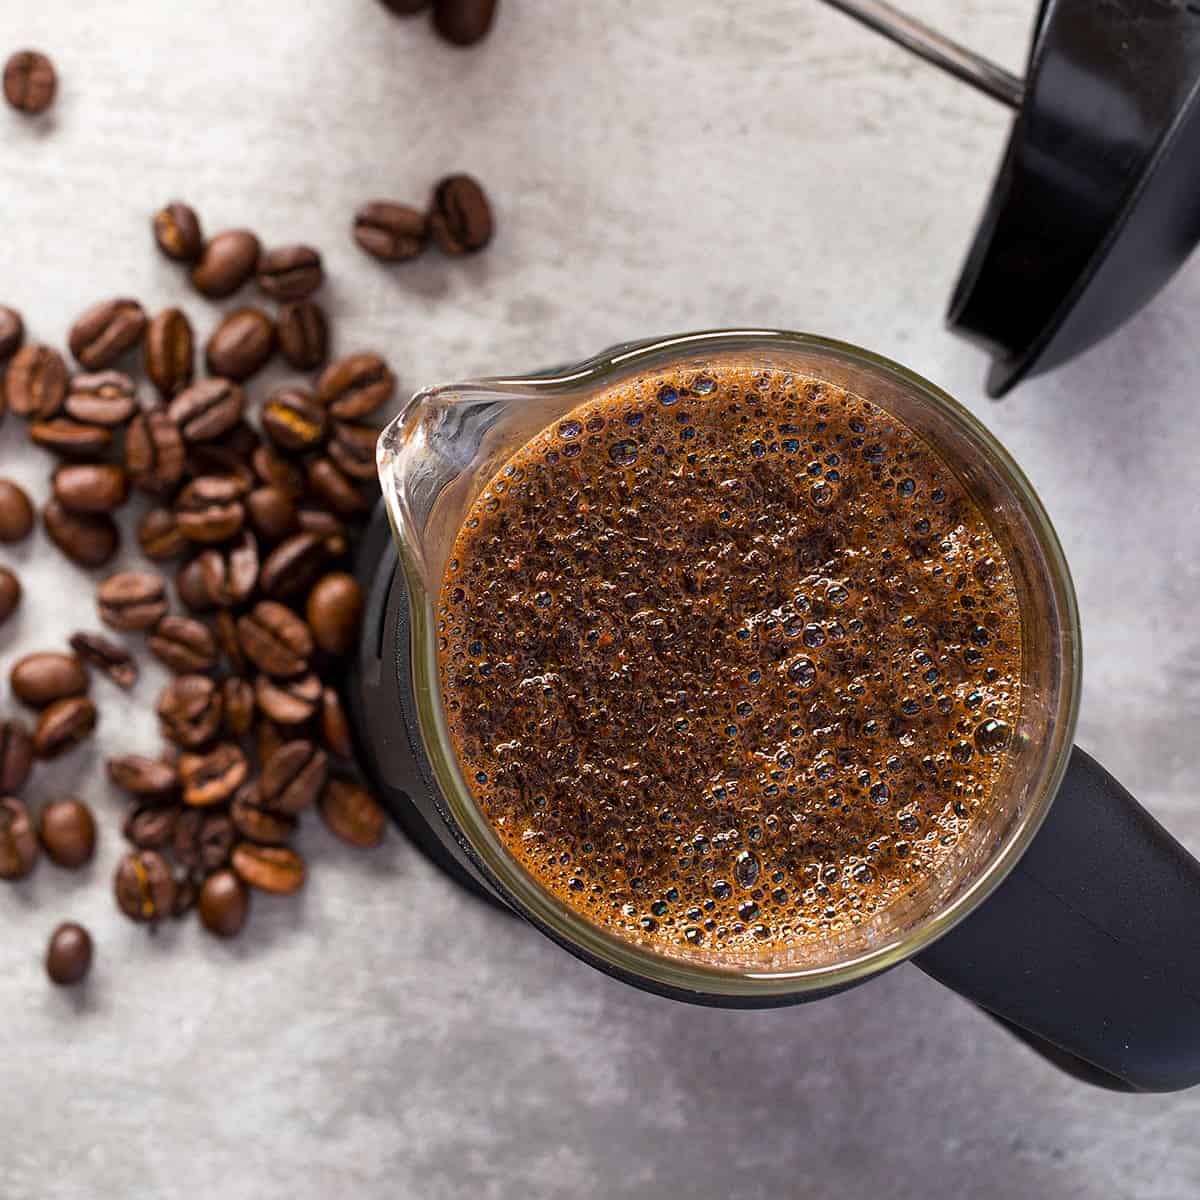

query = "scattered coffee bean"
[259, 530, 333, 599]
[3, 50, 56, 114]
[33, 696, 97, 758]
[316, 352, 395, 420]
[68, 298, 148, 370]
[257, 245, 323, 301]
[107, 754, 178, 801]
[38, 798, 96, 868]
[63, 370, 138, 426]
[43, 500, 119, 568]
[137, 506, 187, 560]
[167, 377, 245, 443]
[307, 457, 367, 517]
[214, 610, 245, 673]
[353, 202, 428, 261]
[259, 739, 327, 815]
[296, 509, 350, 552]
[114, 849, 176, 923]
[197, 868, 249, 937]
[157, 675, 222, 749]
[179, 742, 248, 807]
[126, 408, 186, 496]
[70, 631, 138, 689]
[174, 475, 246, 544]
[262, 386, 328, 453]
[252, 443, 306, 498]
[6, 343, 68, 419]
[52, 463, 129, 514]
[148, 615, 218, 674]
[0, 567, 20, 626]
[231, 783, 296, 845]
[256, 672, 322, 728]
[190, 229, 261, 299]
[0, 304, 24, 361]
[30, 417, 113, 458]
[245, 485, 297, 545]
[218, 680, 253, 741]
[45, 923, 92, 986]
[187, 438, 257, 492]
[428, 173, 494, 253]
[10, 651, 88, 708]
[237, 601, 313, 678]
[0, 720, 33, 793]
[144, 307, 194, 398]
[123, 802, 179, 850]
[153, 202, 204, 263]
[306, 572, 364, 657]
[319, 778, 386, 848]
[96, 571, 168, 631]
[320, 687, 354, 758]
[328, 422, 380, 481]
[232, 842, 305, 894]
[276, 299, 329, 371]
[181, 531, 259, 610]
[0, 796, 38, 880]
[205, 308, 275, 381]
[173, 808, 235, 874]
[256, 718, 286, 766]
[0, 479, 35, 542]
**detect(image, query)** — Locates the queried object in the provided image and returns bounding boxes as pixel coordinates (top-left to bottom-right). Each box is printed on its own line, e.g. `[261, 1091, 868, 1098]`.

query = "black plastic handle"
[915, 747, 1200, 1092]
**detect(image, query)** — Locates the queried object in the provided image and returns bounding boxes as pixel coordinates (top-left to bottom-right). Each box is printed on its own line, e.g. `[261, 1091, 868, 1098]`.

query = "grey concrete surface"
[1, 2, 1199, 1197]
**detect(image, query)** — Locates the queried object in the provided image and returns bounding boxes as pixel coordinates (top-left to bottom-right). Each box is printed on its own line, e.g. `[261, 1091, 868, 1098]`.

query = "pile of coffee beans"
[354, 174, 494, 263]
[380, 0, 498, 47]
[0, 201, 394, 984]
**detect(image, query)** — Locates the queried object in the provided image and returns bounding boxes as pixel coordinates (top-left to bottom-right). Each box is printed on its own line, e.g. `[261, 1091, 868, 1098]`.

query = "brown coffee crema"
[437, 361, 1022, 961]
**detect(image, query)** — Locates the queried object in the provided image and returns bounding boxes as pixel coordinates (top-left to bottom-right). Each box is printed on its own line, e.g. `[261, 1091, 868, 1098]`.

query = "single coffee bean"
[168, 377, 245, 443]
[173, 808, 235, 873]
[198, 868, 250, 937]
[68, 298, 147, 369]
[0, 479, 35, 542]
[316, 352, 395, 420]
[256, 718, 286, 767]
[0, 567, 20, 626]
[126, 408, 186, 496]
[320, 687, 354, 758]
[174, 475, 246, 544]
[179, 742, 248, 807]
[307, 457, 367, 517]
[30, 418, 113, 458]
[38, 798, 96, 868]
[0, 304, 24, 361]
[123, 801, 179, 849]
[70, 631, 137, 689]
[256, 672, 321, 728]
[319, 778, 387, 848]
[231, 783, 296, 845]
[191, 229, 261, 299]
[262, 386, 328, 453]
[328, 422, 379, 481]
[181, 531, 259, 610]
[259, 531, 332, 599]
[205, 308, 276, 382]
[148, 614, 218, 674]
[153, 201, 204, 263]
[64, 370, 138, 426]
[259, 739, 327, 815]
[186, 441, 257, 493]
[3, 50, 56, 114]
[428, 173, 494, 253]
[144, 307, 194, 398]
[157, 675, 222, 749]
[0, 721, 34, 793]
[114, 849, 176, 923]
[52, 463, 129, 514]
[107, 754, 178, 801]
[96, 571, 168, 631]
[245, 486, 297, 545]
[257, 245, 323, 301]
[43, 500, 119, 568]
[252, 443, 306, 498]
[33, 696, 97, 759]
[0, 796, 38, 879]
[222, 676, 255, 737]
[6, 343, 68, 419]
[137, 507, 186, 560]
[353, 202, 428, 261]
[237, 601, 313, 677]
[215, 610, 246, 674]
[10, 651, 88, 708]
[306, 572, 364, 657]
[232, 842, 305, 894]
[46, 923, 92, 986]
[276, 299, 329, 371]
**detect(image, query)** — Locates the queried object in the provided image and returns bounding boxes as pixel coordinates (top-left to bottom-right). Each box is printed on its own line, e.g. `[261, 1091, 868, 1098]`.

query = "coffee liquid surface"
[437, 362, 1022, 961]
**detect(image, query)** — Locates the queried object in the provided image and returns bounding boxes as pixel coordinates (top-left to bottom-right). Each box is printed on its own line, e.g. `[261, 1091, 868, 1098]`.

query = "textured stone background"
[2, 2, 1199, 1198]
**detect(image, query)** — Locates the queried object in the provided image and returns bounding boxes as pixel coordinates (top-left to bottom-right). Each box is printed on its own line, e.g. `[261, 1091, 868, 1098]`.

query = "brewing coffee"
[437, 360, 1022, 962]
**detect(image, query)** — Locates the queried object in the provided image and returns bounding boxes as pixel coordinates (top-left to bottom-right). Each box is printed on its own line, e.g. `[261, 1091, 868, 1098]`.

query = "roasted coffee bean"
[257, 245, 323, 301]
[222, 677, 255, 737]
[191, 229, 261, 299]
[245, 485, 297, 545]
[122, 801, 179, 849]
[353, 202, 428, 261]
[179, 742, 248, 807]
[137, 507, 186, 561]
[64, 370, 138, 426]
[10, 652, 88, 708]
[205, 308, 275, 381]
[198, 868, 249, 937]
[30, 418, 113, 458]
[320, 687, 354, 758]
[262, 386, 328, 454]
[180, 531, 259, 610]
[69, 298, 147, 369]
[259, 739, 326, 815]
[186, 441, 257, 493]
[0, 721, 34, 793]
[255, 718, 286, 766]
[71, 631, 137, 689]
[114, 849, 176, 922]
[46, 923, 92, 986]
[33, 696, 97, 758]
[256, 672, 321, 728]
[214, 610, 245, 674]
[307, 457, 367, 517]
[144, 307, 194, 398]
[328, 422, 379, 482]
[149, 615, 218, 674]
[0, 305, 24, 361]
[173, 808, 234, 873]
[52, 463, 129, 514]
[306, 572, 364, 657]
[0, 479, 34, 542]
[43, 500, 119, 568]
[316, 352, 395, 421]
[172, 872, 198, 917]
[6, 343, 68, 419]
[0, 796, 38, 879]
[296, 509, 350, 549]
[252, 443, 305, 498]
[0, 568, 20, 627]
[126, 408, 186, 495]
[237, 601, 313, 678]
[319, 778, 387, 848]
[259, 531, 332, 600]
[232, 842, 305, 894]
[153, 201, 204, 263]
[3, 50, 56, 114]
[432, 0, 497, 45]
[428, 173, 494, 253]
[38, 798, 96, 868]
[276, 299, 329, 371]
[96, 571, 168, 631]
[168, 377, 245, 443]
[107, 754, 178, 801]
[231, 783, 296, 845]
[174, 475, 246, 544]
[157, 675, 222, 749]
